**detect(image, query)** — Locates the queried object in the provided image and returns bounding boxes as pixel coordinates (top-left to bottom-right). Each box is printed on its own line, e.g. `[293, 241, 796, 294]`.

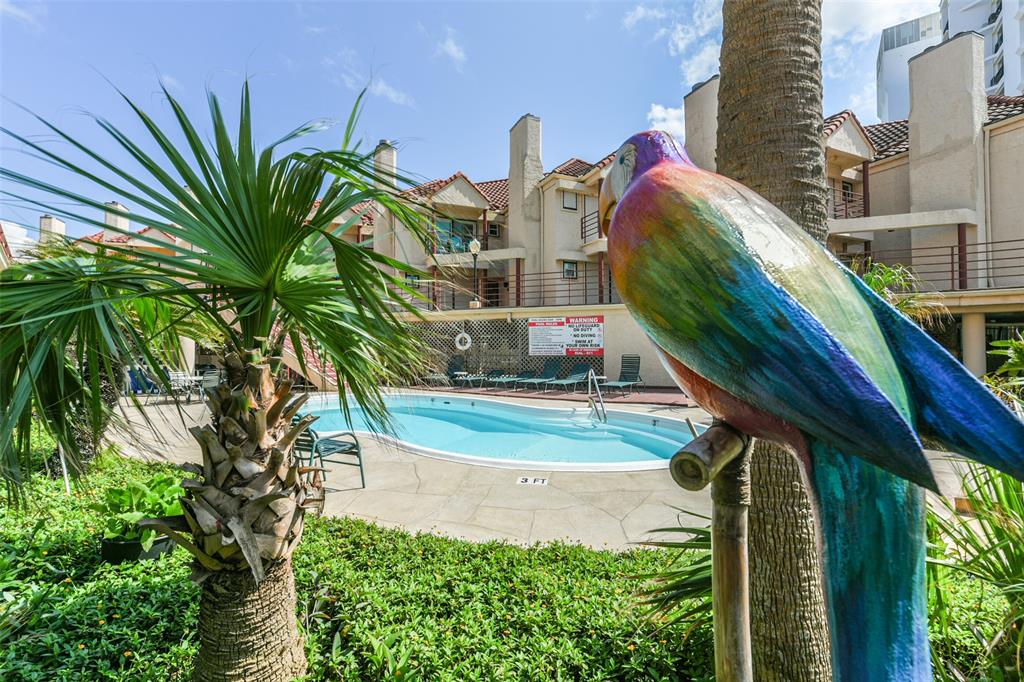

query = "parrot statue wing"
[842, 267, 1024, 480]
[611, 164, 937, 490]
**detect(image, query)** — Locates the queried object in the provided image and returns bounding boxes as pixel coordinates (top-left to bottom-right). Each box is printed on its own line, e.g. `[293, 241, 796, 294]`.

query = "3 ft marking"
[517, 477, 549, 486]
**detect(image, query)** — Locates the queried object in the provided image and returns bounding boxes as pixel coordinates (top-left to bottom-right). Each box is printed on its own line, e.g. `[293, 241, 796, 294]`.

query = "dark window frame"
[562, 191, 578, 211]
[562, 260, 578, 280]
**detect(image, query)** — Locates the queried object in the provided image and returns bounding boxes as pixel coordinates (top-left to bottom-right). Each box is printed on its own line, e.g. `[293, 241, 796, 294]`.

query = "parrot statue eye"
[609, 143, 637, 203]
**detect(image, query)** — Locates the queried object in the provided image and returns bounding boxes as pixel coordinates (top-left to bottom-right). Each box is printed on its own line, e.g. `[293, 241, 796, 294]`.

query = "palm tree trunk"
[194, 559, 306, 682]
[716, 1, 833, 679]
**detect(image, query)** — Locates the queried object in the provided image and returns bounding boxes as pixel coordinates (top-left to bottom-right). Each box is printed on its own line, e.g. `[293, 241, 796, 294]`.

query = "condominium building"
[942, 0, 1023, 96]
[877, 12, 943, 120]
[686, 31, 1024, 376]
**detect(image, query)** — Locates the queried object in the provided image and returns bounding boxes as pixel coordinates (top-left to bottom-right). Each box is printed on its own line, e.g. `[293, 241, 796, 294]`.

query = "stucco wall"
[988, 117, 1024, 287]
[862, 156, 912, 257]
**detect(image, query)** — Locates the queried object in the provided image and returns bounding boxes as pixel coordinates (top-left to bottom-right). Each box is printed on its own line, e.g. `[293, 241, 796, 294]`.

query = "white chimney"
[908, 32, 985, 213]
[507, 114, 543, 273]
[683, 75, 719, 171]
[38, 214, 66, 244]
[373, 139, 397, 190]
[103, 201, 130, 240]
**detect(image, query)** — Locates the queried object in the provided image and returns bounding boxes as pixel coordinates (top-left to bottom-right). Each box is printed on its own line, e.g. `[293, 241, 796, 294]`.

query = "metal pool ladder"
[586, 369, 608, 423]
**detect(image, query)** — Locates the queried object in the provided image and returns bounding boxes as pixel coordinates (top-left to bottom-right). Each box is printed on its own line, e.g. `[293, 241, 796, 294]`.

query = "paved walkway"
[111, 391, 967, 550]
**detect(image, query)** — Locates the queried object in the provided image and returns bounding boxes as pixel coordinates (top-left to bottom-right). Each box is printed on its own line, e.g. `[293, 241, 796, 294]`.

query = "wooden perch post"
[671, 421, 753, 682]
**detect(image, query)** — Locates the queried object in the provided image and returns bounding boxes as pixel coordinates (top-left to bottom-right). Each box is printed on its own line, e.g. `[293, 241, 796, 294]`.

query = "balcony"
[398, 267, 622, 312]
[837, 239, 1024, 292]
[829, 187, 866, 219]
[580, 210, 601, 243]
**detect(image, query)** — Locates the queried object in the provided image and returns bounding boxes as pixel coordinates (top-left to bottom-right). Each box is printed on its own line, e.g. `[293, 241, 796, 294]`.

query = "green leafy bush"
[90, 473, 183, 550]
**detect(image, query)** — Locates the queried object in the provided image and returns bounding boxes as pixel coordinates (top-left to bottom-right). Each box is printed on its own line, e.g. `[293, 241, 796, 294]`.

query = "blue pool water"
[307, 394, 697, 470]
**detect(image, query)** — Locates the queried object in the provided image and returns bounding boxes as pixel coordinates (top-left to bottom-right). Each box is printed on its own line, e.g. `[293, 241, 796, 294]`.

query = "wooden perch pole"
[671, 421, 752, 682]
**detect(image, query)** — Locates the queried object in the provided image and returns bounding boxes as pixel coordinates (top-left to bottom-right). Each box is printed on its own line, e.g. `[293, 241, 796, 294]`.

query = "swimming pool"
[305, 393, 699, 471]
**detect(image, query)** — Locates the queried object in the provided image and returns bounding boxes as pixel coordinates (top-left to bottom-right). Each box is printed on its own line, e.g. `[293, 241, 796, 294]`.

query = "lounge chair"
[293, 416, 365, 490]
[456, 369, 504, 388]
[515, 359, 562, 391]
[601, 354, 645, 396]
[488, 370, 534, 389]
[545, 362, 593, 392]
[423, 356, 465, 386]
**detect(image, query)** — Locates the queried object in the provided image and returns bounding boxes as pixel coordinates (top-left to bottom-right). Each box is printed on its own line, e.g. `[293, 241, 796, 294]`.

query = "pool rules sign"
[527, 316, 604, 356]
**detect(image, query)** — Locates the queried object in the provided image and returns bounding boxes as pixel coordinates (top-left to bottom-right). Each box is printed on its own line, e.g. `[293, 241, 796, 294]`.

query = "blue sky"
[1, 0, 935, 246]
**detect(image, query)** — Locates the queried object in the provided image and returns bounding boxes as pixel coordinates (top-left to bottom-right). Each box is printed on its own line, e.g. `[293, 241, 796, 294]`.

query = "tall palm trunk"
[716, 1, 833, 679]
[142, 349, 321, 681]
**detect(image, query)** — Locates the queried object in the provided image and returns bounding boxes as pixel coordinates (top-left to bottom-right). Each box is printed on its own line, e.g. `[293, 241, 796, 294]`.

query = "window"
[488, 222, 501, 238]
[405, 273, 420, 289]
[562, 260, 578, 279]
[562, 191, 578, 211]
[435, 218, 476, 253]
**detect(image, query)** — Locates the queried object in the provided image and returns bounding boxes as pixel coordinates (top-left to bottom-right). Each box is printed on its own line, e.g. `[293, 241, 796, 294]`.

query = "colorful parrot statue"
[600, 130, 1024, 681]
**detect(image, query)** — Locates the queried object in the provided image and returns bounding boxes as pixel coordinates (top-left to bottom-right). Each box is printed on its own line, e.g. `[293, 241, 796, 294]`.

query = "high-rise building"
[941, 0, 1023, 97]
[876, 12, 943, 120]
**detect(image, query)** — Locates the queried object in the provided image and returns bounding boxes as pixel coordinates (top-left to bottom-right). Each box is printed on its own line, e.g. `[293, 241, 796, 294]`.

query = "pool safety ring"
[454, 332, 472, 351]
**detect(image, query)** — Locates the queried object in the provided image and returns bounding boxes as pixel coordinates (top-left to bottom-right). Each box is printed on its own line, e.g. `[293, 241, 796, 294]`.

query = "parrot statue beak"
[599, 176, 617, 228]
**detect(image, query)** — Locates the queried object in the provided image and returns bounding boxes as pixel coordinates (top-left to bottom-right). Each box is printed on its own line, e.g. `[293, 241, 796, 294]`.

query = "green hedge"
[0, 455, 712, 681]
[0, 454, 1007, 680]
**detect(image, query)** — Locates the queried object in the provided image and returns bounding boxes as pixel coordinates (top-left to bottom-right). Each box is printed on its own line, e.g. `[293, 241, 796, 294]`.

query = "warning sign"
[528, 316, 604, 356]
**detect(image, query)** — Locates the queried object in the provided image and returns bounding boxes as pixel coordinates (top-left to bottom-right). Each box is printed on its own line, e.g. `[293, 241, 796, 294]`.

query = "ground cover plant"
[0, 454, 715, 681]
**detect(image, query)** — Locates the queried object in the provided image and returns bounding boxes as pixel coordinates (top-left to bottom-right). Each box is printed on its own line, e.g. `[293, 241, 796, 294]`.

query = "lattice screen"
[411, 318, 604, 377]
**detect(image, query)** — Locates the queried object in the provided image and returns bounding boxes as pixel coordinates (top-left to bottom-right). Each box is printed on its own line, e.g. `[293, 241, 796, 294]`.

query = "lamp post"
[469, 237, 481, 308]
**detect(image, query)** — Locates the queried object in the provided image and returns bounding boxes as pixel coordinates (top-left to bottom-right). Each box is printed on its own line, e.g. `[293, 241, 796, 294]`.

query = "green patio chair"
[601, 355, 645, 396]
[545, 362, 593, 392]
[423, 355, 464, 386]
[516, 359, 562, 391]
[488, 370, 534, 389]
[456, 369, 504, 388]
[293, 416, 365, 490]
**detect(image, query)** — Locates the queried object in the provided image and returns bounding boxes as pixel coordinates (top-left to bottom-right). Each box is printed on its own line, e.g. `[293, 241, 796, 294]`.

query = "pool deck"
[112, 390, 968, 551]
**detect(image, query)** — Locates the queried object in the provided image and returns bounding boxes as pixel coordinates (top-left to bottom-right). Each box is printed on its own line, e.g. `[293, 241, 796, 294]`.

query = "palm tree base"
[194, 559, 307, 682]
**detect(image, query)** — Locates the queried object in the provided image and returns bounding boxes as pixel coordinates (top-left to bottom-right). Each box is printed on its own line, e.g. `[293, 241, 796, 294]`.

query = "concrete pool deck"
[112, 390, 969, 550]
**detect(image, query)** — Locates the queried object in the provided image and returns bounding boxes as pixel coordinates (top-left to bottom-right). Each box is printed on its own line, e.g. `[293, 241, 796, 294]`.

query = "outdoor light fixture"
[469, 237, 482, 307]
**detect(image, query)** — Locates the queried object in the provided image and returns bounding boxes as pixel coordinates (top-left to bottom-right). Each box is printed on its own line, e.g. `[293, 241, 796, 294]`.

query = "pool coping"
[305, 390, 703, 473]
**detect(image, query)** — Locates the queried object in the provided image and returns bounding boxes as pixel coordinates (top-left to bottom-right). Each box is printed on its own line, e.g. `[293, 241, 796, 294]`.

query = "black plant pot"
[100, 535, 175, 564]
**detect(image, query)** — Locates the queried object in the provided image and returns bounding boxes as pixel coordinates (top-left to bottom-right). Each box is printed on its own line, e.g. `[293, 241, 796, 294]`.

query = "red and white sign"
[528, 315, 604, 356]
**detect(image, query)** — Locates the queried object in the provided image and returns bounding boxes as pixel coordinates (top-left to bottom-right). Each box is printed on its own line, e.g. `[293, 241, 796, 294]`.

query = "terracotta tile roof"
[0, 224, 12, 261]
[865, 119, 910, 160]
[823, 110, 854, 137]
[403, 172, 501, 210]
[550, 158, 595, 177]
[988, 95, 1024, 125]
[592, 152, 616, 170]
[78, 230, 134, 244]
[865, 96, 1024, 162]
[476, 179, 509, 211]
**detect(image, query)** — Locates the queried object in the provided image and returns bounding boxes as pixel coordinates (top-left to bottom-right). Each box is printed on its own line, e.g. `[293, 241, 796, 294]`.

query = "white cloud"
[667, 0, 721, 56]
[1, 221, 37, 257]
[304, 25, 329, 35]
[369, 78, 414, 107]
[647, 102, 686, 141]
[159, 74, 183, 92]
[1, 0, 46, 32]
[623, 4, 667, 30]
[437, 27, 466, 71]
[682, 41, 720, 86]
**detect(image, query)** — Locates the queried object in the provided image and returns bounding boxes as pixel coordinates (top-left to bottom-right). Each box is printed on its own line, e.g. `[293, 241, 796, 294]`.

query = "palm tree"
[0, 83, 432, 680]
[716, 0, 833, 678]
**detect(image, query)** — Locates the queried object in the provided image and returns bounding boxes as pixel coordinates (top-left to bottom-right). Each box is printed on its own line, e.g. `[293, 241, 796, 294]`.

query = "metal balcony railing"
[396, 267, 623, 312]
[837, 239, 1024, 292]
[829, 188, 866, 219]
[580, 211, 601, 242]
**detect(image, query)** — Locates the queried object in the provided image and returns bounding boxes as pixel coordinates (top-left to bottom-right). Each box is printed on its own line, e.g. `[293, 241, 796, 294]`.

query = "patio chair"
[601, 355, 645, 396]
[515, 359, 562, 391]
[487, 370, 534, 389]
[167, 370, 199, 403]
[423, 356, 465, 386]
[292, 416, 365, 490]
[456, 369, 504, 388]
[545, 362, 593, 392]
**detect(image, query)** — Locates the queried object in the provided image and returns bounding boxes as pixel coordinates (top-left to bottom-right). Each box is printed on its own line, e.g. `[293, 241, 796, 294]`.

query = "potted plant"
[92, 473, 184, 564]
